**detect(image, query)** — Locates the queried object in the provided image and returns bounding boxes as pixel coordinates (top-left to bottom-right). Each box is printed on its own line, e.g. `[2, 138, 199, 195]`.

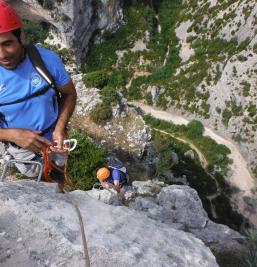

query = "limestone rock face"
[174, 0, 257, 170]
[71, 74, 151, 158]
[127, 182, 243, 254]
[0, 180, 218, 267]
[88, 181, 243, 255]
[8, 0, 123, 61]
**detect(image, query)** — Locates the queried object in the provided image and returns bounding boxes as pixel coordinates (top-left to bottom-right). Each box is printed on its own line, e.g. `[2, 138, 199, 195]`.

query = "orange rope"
[41, 146, 73, 187]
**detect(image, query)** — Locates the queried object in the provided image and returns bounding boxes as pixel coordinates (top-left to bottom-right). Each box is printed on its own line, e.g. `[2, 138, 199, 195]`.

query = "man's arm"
[52, 80, 77, 146]
[0, 128, 51, 152]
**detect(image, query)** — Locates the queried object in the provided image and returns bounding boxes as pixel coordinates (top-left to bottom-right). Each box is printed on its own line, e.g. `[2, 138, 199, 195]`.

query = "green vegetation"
[240, 228, 257, 267]
[89, 86, 119, 124]
[89, 103, 112, 124]
[253, 43, 257, 54]
[82, 0, 253, 119]
[67, 130, 108, 190]
[153, 131, 217, 196]
[186, 120, 204, 138]
[222, 108, 233, 127]
[83, 3, 154, 72]
[247, 104, 257, 117]
[43, 43, 75, 65]
[241, 80, 251, 97]
[83, 70, 108, 89]
[37, 0, 54, 9]
[152, 130, 239, 228]
[23, 20, 49, 44]
[83, 0, 182, 107]
[144, 114, 231, 174]
[237, 54, 248, 62]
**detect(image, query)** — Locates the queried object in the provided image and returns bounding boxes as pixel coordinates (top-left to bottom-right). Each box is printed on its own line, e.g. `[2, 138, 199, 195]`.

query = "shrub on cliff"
[68, 130, 108, 190]
[83, 70, 108, 89]
[89, 103, 112, 124]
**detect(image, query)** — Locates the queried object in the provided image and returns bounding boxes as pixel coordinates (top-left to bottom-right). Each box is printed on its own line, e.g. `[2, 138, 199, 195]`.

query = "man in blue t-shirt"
[0, 1, 77, 178]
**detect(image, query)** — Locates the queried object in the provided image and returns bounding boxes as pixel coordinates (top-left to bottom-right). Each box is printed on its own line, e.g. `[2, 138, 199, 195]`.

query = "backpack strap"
[25, 44, 61, 106]
[0, 85, 52, 107]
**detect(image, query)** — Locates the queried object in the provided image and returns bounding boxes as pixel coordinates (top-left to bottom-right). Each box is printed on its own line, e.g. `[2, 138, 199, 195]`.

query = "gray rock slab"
[0, 181, 218, 267]
[127, 183, 243, 254]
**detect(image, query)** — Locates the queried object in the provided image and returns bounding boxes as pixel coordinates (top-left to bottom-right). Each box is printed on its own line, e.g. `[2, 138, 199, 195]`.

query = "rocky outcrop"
[71, 74, 151, 158]
[0, 180, 218, 267]
[8, 0, 123, 61]
[89, 180, 244, 255]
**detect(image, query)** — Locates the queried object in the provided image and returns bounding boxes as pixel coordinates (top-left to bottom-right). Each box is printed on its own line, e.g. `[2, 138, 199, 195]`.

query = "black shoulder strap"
[26, 44, 61, 113]
[25, 44, 57, 89]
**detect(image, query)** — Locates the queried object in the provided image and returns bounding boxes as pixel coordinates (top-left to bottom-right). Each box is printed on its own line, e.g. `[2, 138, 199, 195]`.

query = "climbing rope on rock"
[64, 189, 91, 267]
[42, 140, 91, 267]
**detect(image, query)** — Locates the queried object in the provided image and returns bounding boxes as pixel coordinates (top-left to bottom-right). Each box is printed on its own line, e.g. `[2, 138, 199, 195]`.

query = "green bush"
[38, 0, 54, 9]
[23, 20, 49, 44]
[241, 81, 251, 97]
[253, 43, 257, 54]
[186, 120, 204, 138]
[83, 70, 108, 89]
[89, 103, 112, 124]
[222, 108, 232, 127]
[100, 86, 119, 105]
[42, 43, 74, 65]
[240, 228, 257, 267]
[67, 130, 108, 190]
[83, 3, 153, 72]
[247, 105, 257, 117]
[108, 69, 130, 88]
[237, 55, 247, 62]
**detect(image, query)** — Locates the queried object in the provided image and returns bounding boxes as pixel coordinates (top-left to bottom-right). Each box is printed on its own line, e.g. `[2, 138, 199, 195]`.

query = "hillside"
[83, 0, 257, 177]
[0, 1, 257, 266]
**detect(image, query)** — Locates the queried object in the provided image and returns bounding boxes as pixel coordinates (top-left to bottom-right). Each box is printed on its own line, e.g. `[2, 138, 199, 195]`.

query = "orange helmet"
[96, 167, 110, 182]
[0, 1, 22, 33]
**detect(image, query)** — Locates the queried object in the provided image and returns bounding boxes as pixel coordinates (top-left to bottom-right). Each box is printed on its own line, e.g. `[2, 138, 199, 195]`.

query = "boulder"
[0, 180, 218, 267]
[127, 183, 243, 254]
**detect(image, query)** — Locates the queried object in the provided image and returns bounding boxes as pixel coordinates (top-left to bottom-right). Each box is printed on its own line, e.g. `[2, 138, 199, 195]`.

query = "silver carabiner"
[53, 139, 77, 151]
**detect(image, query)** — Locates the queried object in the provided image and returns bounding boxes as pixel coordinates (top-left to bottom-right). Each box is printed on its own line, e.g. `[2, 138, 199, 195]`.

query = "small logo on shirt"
[0, 84, 5, 92]
[31, 73, 42, 87]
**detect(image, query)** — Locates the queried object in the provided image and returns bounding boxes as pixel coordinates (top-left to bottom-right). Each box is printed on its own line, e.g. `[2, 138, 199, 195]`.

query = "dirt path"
[153, 128, 208, 168]
[131, 101, 255, 194]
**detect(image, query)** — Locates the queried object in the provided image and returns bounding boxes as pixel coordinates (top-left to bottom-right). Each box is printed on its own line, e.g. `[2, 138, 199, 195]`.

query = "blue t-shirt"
[106, 169, 128, 184]
[0, 45, 70, 141]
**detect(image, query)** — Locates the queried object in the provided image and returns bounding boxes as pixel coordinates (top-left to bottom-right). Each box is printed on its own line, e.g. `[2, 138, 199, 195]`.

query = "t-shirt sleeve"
[41, 48, 71, 87]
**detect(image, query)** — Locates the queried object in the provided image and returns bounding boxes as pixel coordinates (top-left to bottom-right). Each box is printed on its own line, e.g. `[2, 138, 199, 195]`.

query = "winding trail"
[131, 101, 255, 193]
[153, 128, 208, 168]
[130, 101, 257, 226]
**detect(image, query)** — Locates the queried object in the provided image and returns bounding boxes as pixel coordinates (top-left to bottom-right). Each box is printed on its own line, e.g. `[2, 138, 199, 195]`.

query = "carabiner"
[52, 139, 77, 152]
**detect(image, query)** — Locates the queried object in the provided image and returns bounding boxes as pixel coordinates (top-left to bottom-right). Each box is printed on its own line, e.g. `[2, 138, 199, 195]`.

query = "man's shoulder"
[34, 44, 59, 60]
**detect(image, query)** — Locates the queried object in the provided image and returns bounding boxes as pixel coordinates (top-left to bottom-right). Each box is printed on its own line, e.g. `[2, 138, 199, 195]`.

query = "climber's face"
[0, 31, 24, 70]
